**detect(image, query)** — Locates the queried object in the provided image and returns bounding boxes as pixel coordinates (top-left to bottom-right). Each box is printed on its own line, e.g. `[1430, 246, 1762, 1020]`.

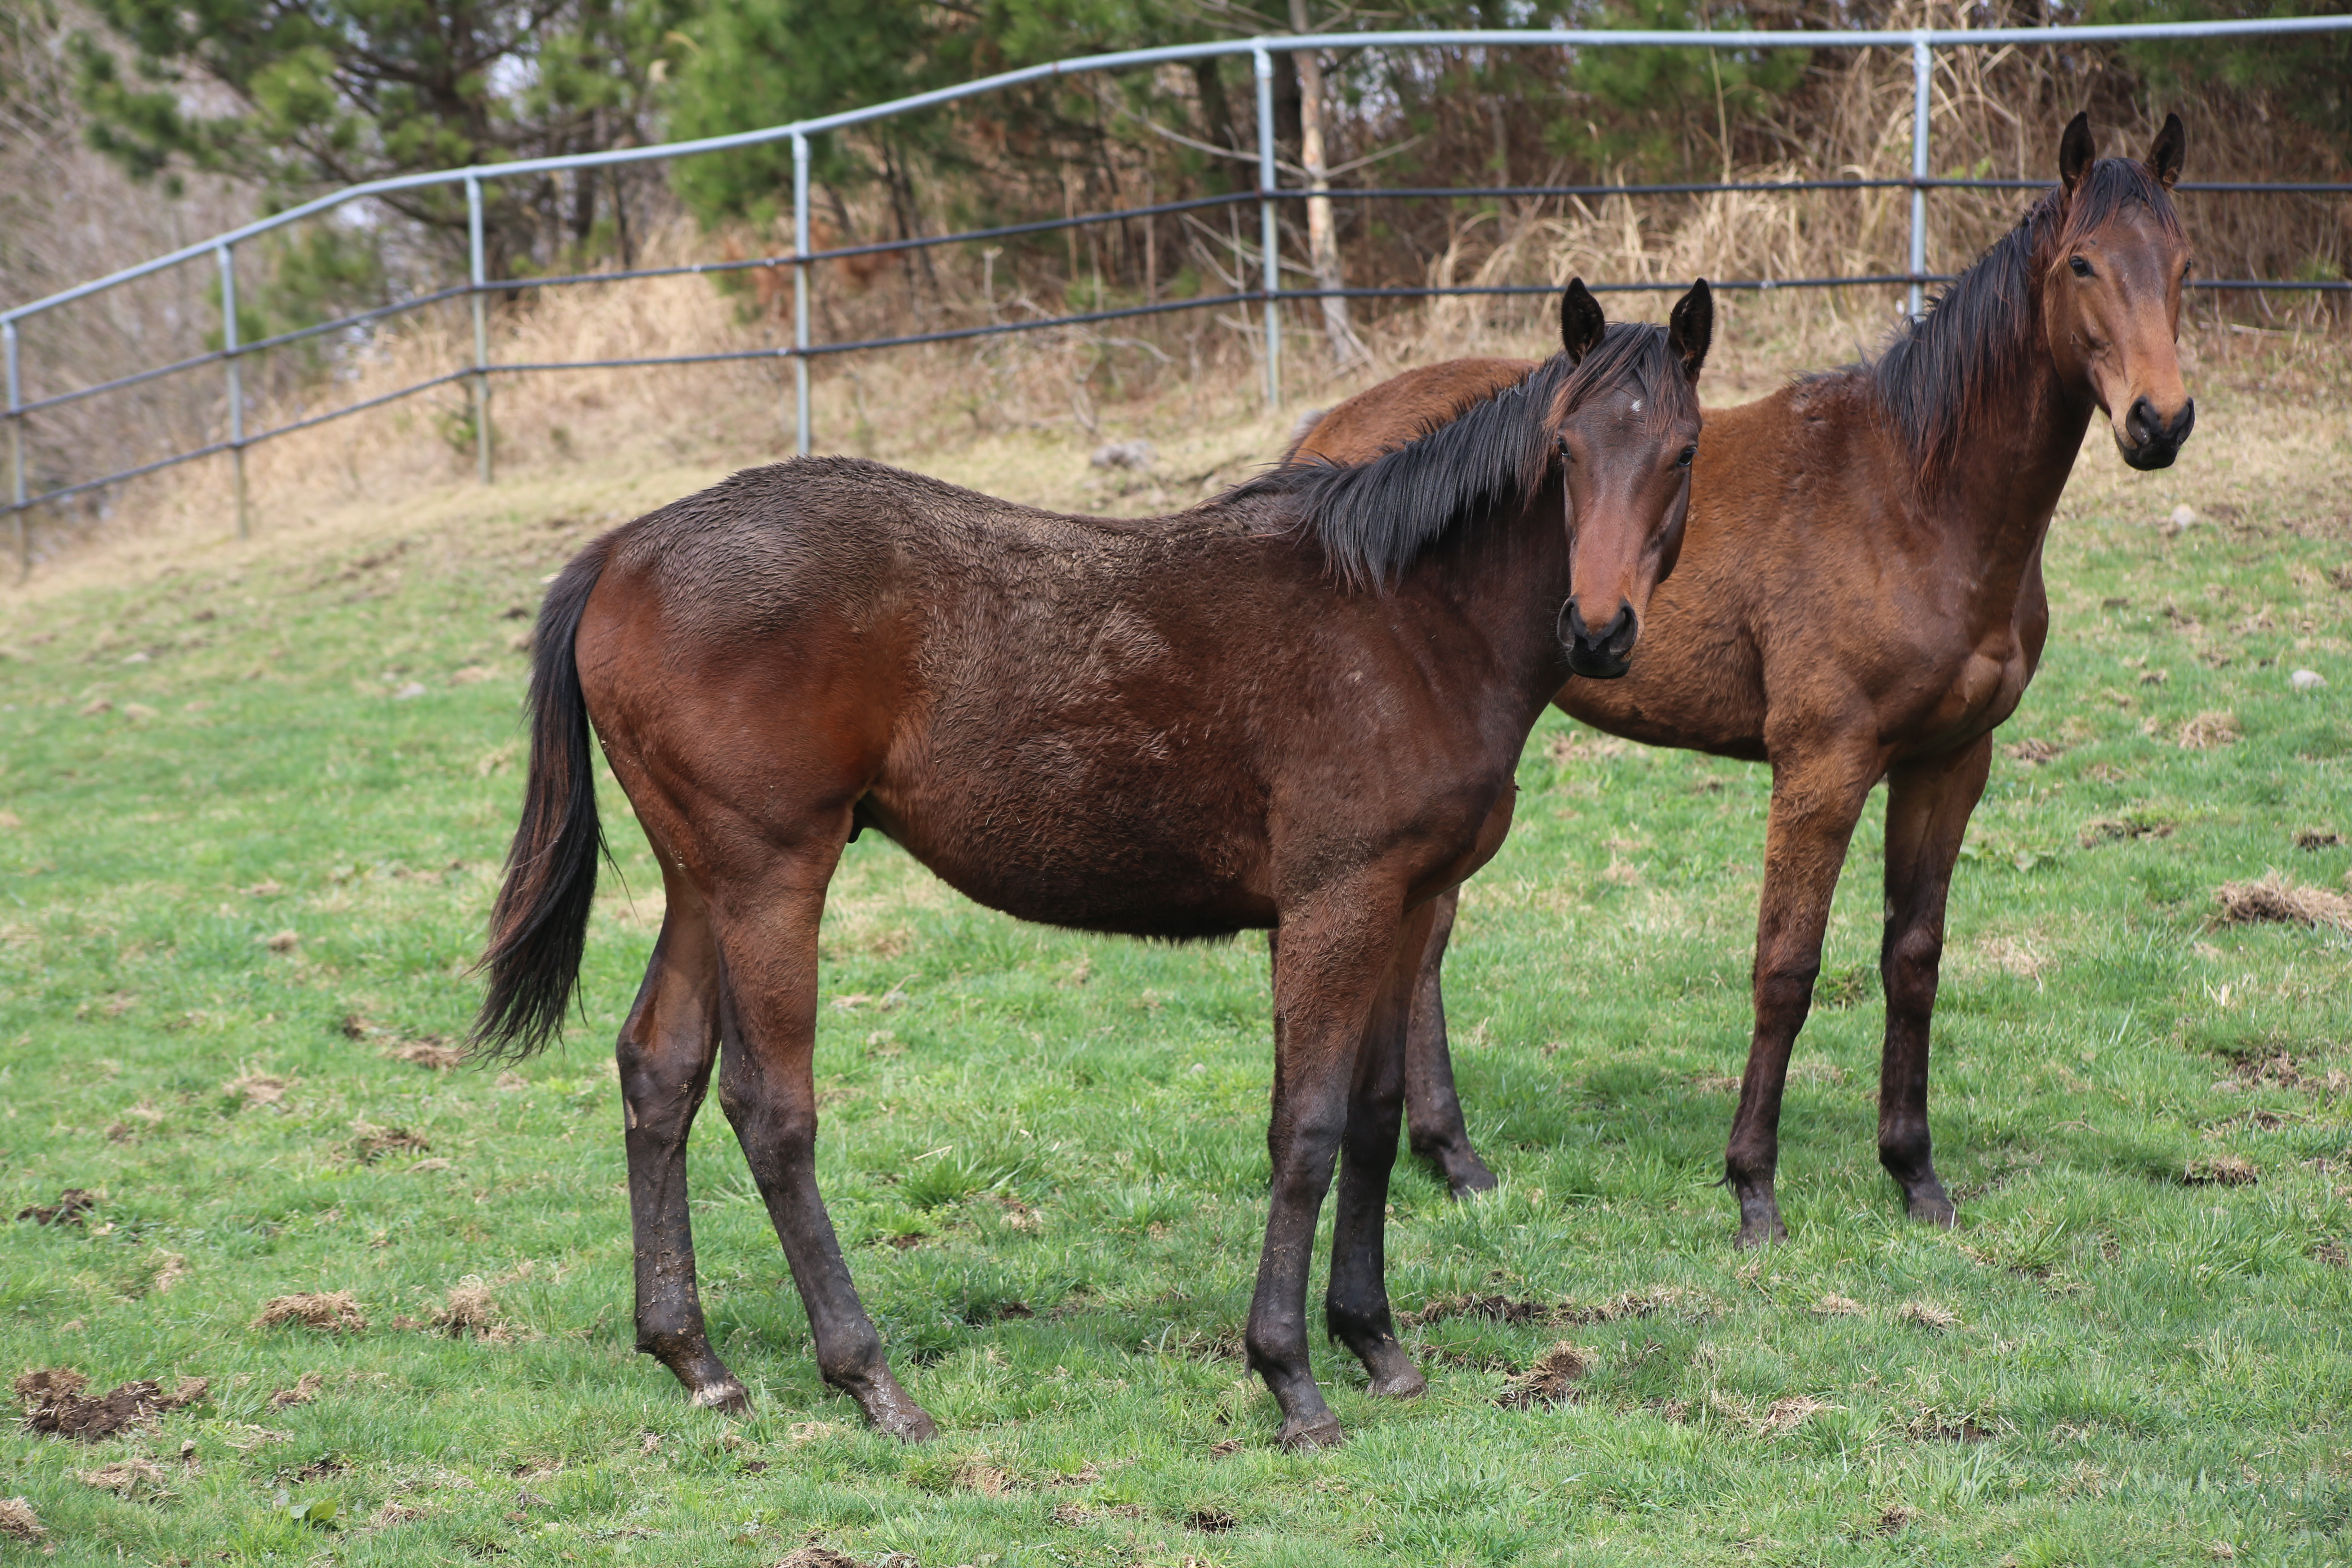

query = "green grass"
[2, 433, 2350, 1567]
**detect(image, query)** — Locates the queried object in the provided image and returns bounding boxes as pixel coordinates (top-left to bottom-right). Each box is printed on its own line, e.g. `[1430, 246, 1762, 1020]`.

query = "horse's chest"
[1912, 635, 2030, 747]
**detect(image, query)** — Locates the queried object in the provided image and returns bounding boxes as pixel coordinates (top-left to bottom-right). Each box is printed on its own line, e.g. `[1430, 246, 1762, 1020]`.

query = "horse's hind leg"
[711, 849, 937, 1442]
[1876, 735, 1990, 1229]
[617, 876, 748, 1411]
[1401, 889, 1499, 1198]
[1326, 900, 1436, 1401]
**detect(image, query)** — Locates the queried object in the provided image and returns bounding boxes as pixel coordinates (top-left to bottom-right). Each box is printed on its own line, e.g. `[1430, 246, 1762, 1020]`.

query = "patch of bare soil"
[250, 1292, 369, 1334]
[349, 1122, 431, 1163]
[268, 1374, 324, 1410]
[1494, 1343, 1590, 1410]
[15, 1369, 208, 1440]
[383, 1038, 465, 1071]
[14, 1188, 96, 1226]
[2215, 871, 2352, 933]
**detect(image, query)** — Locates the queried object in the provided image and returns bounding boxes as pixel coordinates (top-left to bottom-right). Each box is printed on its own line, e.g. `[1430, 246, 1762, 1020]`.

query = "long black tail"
[471, 540, 612, 1058]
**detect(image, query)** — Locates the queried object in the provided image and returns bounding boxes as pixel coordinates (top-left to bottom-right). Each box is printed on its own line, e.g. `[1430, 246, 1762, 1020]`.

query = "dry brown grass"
[2214, 871, 2352, 934]
[249, 1291, 368, 1334]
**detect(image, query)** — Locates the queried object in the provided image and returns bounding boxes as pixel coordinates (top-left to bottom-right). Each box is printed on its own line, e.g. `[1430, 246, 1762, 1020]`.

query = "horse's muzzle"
[2118, 395, 2195, 471]
[1564, 601, 1638, 679]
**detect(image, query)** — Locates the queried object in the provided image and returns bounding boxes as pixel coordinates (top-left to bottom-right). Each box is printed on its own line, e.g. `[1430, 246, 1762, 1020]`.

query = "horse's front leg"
[617, 878, 748, 1412]
[711, 846, 937, 1441]
[1326, 898, 1438, 1399]
[1401, 887, 1498, 1198]
[1250, 885, 1409, 1450]
[1877, 734, 1991, 1228]
[1722, 742, 1881, 1248]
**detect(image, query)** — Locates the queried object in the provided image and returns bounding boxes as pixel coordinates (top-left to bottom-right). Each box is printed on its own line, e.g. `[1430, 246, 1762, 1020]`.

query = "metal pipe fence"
[5, 18, 2350, 568]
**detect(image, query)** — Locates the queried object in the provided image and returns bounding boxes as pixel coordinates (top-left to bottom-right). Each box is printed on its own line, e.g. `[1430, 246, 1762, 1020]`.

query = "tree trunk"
[1287, 1, 1366, 369]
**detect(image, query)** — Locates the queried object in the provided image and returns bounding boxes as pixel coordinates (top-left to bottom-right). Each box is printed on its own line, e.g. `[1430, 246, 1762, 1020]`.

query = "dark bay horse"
[473, 281, 1715, 1448]
[1293, 115, 2194, 1246]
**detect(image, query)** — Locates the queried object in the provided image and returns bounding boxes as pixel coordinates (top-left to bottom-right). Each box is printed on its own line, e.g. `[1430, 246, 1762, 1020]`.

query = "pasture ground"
[2, 339, 2350, 1566]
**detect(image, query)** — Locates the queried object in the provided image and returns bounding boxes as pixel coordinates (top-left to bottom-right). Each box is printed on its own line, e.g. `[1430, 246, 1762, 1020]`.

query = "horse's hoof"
[689, 1379, 753, 1415]
[1732, 1215, 1788, 1250]
[1906, 1189, 1958, 1229]
[1445, 1163, 1500, 1200]
[1276, 1414, 1345, 1451]
[1367, 1365, 1428, 1399]
[882, 1408, 939, 1443]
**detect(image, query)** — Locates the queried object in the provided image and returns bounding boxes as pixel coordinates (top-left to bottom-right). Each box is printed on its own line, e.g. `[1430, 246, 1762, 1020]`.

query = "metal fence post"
[5, 320, 24, 578]
[793, 131, 812, 457]
[218, 243, 249, 539]
[1254, 46, 1281, 410]
[468, 175, 494, 484]
[1910, 34, 1931, 320]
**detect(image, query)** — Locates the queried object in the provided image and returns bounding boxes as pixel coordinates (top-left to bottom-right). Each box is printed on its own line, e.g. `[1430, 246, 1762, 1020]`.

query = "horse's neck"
[1919, 330, 2093, 621]
[1419, 485, 1577, 704]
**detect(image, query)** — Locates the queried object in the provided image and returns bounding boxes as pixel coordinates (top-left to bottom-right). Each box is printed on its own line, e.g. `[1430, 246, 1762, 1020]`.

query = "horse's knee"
[1752, 962, 1819, 1028]
[1880, 927, 1943, 1018]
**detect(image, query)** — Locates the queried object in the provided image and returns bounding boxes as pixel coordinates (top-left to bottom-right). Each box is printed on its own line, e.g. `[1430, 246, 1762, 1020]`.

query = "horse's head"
[2042, 112, 2195, 470]
[1552, 278, 1711, 679]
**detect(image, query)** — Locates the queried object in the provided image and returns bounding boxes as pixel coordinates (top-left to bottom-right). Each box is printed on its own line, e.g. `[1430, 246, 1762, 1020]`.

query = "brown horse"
[1292, 114, 2194, 1246]
[472, 280, 1714, 1448]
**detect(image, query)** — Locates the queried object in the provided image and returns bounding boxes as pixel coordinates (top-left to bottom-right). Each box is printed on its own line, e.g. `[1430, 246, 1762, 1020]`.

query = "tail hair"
[470, 541, 612, 1058]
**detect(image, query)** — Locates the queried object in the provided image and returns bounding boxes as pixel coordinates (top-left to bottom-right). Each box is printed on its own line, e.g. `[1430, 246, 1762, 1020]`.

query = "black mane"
[1858, 156, 2183, 482]
[1236, 321, 1693, 589]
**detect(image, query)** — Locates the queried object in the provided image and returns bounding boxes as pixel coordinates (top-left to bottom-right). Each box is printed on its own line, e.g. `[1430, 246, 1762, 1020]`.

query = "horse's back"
[1290, 358, 1538, 465]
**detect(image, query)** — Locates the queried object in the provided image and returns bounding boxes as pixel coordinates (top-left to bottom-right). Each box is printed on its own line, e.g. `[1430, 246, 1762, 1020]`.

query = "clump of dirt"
[1185, 1505, 1238, 1532]
[269, 1374, 324, 1410]
[952, 1456, 1013, 1496]
[15, 1369, 209, 1440]
[384, 1039, 464, 1071]
[1896, 1301, 1960, 1332]
[1812, 1294, 1866, 1317]
[251, 1292, 369, 1334]
[2004, 738, 2064, 765]
[1878, 1503, 1918, 1535]
[2214, 871, 2352, 933]
[15, 1188, 96, 1226]
[349, 1122, 431, 1163]
[405, 1281, 514, 1342]
[223, 1069, 293, 1108]
[1908, 1409, 1996, 1443]
[79, 1457, 170, 1497]
[1494, 1343, 1589, 1410]
[2176, 710, 2241, 751]
[2080, 815, 2176, 848]
[2184, 1155, 2259, 1187]
[0, 1496, 42, 1542]
[775, 1544, 871, 1568]
[2294, 827, 2345, 851]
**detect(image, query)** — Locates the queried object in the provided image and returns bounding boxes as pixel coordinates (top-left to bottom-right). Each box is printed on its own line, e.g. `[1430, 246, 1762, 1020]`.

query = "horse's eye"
[1557, 438, 1573, 461]
[2068, 256, 2094, 278]
[2183, 258, 2196, 278]
[1675, 445, 1696, 468]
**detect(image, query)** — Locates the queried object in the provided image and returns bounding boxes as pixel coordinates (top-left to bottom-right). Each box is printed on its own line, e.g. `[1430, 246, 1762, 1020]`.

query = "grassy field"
[2, 364, 2350, 1567]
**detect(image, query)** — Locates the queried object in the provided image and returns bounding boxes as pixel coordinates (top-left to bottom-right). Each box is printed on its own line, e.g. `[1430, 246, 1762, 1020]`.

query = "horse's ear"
[1560, 278, 1606, 364]
[2146, 111, 2185, 189]
[2058, 111, 2096, 197]
[1668, 279, 1712, 383]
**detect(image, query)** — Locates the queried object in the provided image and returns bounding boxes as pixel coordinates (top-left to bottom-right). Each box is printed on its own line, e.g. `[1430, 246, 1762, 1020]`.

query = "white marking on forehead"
[1630, 399, 1644, 412]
